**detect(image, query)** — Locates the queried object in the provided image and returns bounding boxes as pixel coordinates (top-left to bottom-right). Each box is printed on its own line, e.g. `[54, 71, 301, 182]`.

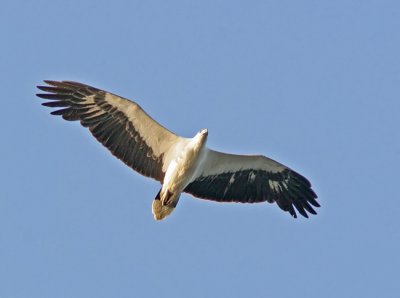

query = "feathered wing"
[184, 149, 319, 218]
[37, 80, 185, 182]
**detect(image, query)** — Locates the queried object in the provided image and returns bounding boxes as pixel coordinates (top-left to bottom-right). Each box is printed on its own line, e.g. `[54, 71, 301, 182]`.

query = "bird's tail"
[152, 189, 176, 220]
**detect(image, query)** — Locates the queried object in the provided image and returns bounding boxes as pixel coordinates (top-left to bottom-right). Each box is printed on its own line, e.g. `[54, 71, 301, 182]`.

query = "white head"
[194, 128, 208, 146]
[199, 128, 208, 136]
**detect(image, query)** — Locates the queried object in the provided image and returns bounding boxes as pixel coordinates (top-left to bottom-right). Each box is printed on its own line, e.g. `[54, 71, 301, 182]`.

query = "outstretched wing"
[184, 149, 319, 218]
[37, 80, 186, 182]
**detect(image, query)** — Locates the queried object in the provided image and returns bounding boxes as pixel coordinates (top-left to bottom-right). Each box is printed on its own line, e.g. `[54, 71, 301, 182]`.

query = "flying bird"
[37, 80, 319, 220]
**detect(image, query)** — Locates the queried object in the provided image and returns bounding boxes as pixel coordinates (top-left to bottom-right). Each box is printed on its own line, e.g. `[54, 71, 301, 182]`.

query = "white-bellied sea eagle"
[37, 80, 319, 220]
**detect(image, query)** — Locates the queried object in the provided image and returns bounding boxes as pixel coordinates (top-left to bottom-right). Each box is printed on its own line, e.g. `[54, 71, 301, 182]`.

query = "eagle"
[37, 80, 319, 220]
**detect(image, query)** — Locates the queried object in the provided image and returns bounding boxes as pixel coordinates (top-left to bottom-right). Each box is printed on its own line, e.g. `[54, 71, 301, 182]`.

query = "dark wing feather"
[37, 80, 181, 182]
[184, 150, 319, 218]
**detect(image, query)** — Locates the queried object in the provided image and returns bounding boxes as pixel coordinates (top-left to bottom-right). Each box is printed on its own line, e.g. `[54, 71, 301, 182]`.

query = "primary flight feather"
[37, 80, 319, 220]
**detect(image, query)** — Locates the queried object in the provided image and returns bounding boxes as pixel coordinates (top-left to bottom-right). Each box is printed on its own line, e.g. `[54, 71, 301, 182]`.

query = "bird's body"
[153, 129, 208, 219]
[37, 80, 319, 220]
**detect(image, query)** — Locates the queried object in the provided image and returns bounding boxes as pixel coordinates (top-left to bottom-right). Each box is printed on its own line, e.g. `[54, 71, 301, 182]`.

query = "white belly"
[162, 140, 206, 194]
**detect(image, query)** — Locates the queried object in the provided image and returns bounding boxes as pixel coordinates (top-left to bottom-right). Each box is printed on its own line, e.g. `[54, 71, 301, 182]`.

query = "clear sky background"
[1, 1, 399, 297]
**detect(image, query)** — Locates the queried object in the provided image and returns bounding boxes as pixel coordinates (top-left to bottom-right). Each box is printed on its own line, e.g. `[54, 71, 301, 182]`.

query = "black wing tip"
[309, 197, 320, 208]
[39, 80, 102, 97]
[36, 79, 91, 102]
[41, 79, 71, 85]
[36, 93, 58, 99]
[289, 196, 319, 219]
[38, 80, 88, 89]
[282, 192, 319, 219]
[37, 80, 63, 95]
[43, 79, 56, 84]
[37, 80, 78, 118]
[37, 81, 53, 92]
[37, 85, 50, 92]
[289, 209, 298, 218]
[287, 205, 316, 219]
[273, 188, 318, 219]
[40, 79, 61, 87]
[285, 169, 320, 219]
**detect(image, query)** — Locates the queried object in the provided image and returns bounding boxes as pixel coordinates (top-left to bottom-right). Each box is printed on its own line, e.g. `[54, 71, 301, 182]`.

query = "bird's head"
[199, 128, 208, 136]
[194, 128, 208, 147]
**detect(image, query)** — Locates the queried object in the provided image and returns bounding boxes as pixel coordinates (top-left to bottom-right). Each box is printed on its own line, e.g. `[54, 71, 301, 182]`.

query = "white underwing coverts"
[37, 80, 319, 220]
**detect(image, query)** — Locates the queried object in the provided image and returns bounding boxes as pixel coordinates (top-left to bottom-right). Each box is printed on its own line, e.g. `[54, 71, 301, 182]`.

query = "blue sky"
[1, 0, 400, 297]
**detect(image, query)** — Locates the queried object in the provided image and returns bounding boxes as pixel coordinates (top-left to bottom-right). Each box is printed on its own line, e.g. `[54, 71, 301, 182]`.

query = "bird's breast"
[163, 140, 205, 193]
